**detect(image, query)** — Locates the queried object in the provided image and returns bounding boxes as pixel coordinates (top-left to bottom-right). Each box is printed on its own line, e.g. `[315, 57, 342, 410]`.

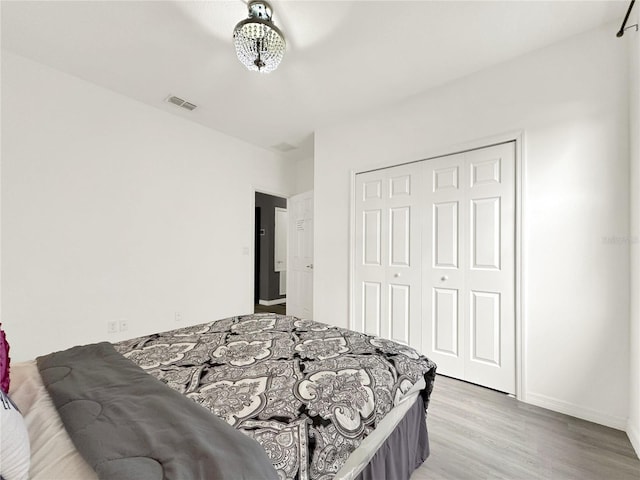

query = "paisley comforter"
[114, 314, 436, 480]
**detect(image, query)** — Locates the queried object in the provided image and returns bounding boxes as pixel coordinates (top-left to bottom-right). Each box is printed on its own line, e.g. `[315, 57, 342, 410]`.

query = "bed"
[6, 313, 436, 480]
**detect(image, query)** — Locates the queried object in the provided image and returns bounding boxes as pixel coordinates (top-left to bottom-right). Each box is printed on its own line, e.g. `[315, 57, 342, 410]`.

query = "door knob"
[441, 275, 448, 281]
[306, 264, 314, 270]
[394, 273, 401, 278]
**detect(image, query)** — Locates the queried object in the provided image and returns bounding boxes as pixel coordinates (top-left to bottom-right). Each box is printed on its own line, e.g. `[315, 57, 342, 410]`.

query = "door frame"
[348, 130, 526, 400]
[251, 187, 290, 314]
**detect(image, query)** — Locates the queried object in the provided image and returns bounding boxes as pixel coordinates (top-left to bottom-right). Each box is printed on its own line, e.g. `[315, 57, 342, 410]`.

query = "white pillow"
[0, 390, 30, 480]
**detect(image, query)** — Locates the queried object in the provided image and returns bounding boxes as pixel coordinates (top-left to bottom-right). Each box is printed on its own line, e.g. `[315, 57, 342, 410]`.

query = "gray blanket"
[37, 342, 279, 480]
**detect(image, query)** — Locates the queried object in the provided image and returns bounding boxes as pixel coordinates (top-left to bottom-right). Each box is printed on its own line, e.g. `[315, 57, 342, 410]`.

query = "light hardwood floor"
[412, 375, 640, 480]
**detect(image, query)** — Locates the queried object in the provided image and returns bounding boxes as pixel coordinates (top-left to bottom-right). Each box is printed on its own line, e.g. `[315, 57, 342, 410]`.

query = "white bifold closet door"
[354, 142, 516, 394]
[423, 143, 515, 394]
[353, 163, 423, 351]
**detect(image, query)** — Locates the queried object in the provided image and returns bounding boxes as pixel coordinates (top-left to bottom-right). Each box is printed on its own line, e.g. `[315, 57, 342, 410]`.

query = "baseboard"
[525, 392, 627, 430]
[258, 298, 286, 306]
[627, 419, 640, 459]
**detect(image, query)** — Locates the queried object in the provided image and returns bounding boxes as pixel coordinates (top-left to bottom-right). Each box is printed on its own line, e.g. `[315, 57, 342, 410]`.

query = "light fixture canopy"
[233, 1, 286, 73]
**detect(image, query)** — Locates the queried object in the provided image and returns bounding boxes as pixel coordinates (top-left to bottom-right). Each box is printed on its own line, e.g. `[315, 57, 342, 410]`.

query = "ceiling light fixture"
[233, 1, 286, 73]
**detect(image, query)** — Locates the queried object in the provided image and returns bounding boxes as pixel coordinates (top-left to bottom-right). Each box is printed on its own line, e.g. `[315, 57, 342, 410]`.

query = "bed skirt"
[355, 396, 429, 480]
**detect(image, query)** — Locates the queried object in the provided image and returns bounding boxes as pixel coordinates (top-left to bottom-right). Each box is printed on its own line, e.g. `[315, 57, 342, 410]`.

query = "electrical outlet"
[119, 319, 129, 332]
[107, 320, 118, 334]
[175, 311, 182, 323]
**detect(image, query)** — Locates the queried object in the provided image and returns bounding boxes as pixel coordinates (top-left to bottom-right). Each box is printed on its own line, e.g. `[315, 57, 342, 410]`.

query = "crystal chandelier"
[233, 1, 286, 73]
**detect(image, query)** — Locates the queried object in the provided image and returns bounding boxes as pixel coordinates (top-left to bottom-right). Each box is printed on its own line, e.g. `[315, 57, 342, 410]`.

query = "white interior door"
[274, 207, 288, 295]
[354, 163, 422, 350]
[274, 207, 287, 273]
[287, 191, 313, 319]
[423, 142, 515, 394]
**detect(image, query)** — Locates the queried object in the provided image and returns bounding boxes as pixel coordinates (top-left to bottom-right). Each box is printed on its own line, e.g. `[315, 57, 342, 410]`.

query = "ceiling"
[1, 1, 627, 160]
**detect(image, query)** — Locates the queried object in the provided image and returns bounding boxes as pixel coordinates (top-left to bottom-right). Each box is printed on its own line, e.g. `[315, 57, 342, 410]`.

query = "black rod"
[617, 0, 636, 37]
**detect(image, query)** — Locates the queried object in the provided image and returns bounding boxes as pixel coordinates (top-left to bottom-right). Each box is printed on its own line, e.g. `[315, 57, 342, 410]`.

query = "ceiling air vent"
[272, 142, 297, 152]
[165, 95, 198, 111]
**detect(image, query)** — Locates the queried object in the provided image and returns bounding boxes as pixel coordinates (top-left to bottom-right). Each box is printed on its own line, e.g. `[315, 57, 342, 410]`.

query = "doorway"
[254, 192, 288, 315]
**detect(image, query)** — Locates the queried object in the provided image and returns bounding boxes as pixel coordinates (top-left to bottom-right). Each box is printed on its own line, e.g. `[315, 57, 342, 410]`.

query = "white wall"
[628, 7, 640, 457]
[294, 156, 314, 195]
[315, 23, 630, 429]
[1, 52, 295, 362]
